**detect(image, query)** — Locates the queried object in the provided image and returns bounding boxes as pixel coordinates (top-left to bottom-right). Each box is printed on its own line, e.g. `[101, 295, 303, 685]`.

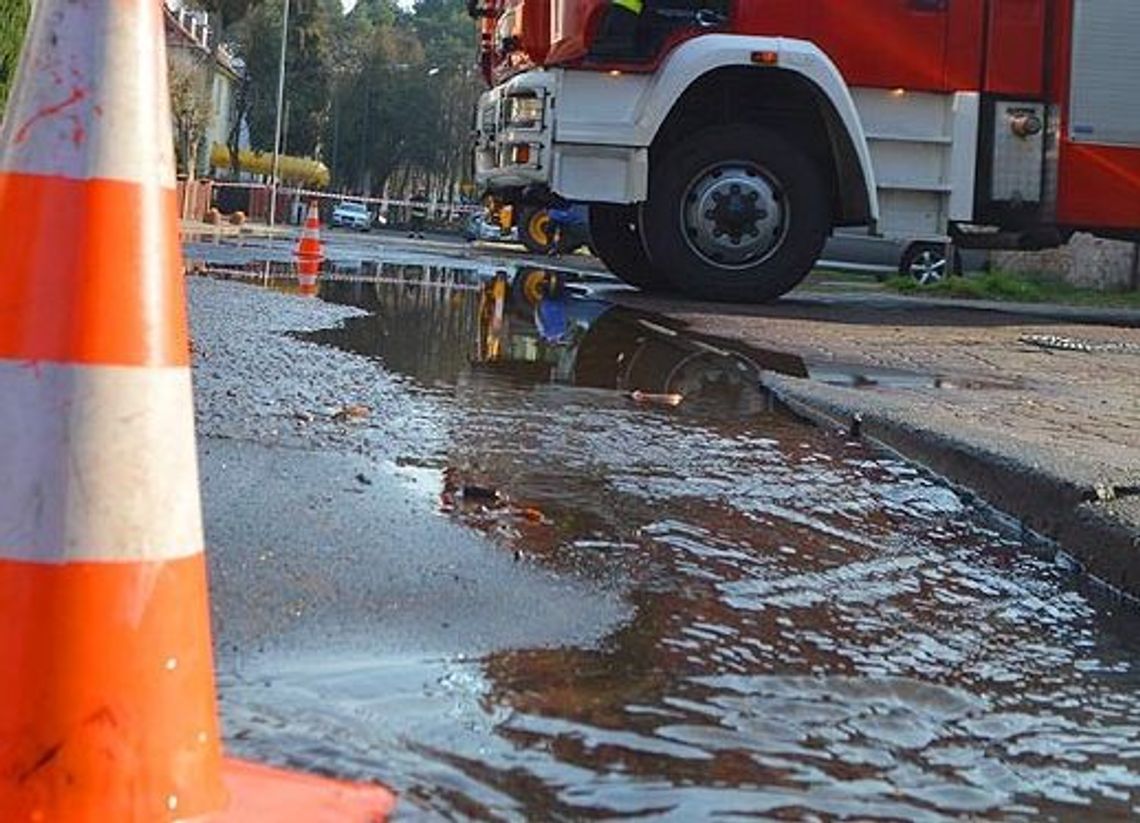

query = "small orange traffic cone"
[0, 1, 394, 820]
[295, 201, 323, 295]
[295, 200, 324, 262]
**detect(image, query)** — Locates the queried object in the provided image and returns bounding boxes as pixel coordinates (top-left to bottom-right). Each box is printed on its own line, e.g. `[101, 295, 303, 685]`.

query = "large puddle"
[198, 259, 1140, 819]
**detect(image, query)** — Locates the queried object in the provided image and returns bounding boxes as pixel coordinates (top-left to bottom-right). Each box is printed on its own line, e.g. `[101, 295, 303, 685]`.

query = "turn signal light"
[512, 145, 532, 165]
[751, 50, 778, 65]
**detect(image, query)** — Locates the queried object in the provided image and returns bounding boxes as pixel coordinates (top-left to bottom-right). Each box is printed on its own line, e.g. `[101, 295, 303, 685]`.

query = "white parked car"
[330, 201, 374, 231]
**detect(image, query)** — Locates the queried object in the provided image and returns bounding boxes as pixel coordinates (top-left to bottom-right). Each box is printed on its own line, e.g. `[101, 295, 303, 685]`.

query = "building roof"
[163, 0, 241, 81]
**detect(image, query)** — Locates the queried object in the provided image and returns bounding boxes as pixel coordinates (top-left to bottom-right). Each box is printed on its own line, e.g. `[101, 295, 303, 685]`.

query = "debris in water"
[461, 484, 501, 503]
[629, 390, 684, 407]
[572, 539, 635, 552]
[331, 403, 371, 423]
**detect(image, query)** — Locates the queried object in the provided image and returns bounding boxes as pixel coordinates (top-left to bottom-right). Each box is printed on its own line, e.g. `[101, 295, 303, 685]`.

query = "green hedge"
[0, 0, 31, 113]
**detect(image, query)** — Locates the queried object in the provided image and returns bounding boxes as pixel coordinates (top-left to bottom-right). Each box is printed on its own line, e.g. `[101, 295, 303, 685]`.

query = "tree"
[351, 0, 403, 29]
[411, 0, 472, 70]
[409, 0, 482, 200]
[225, 68, 252, 176]
[201, 0, 259, 30]
[327, 21, 428, 193]
[320, 0, 481, 198]
[0, 0, 30, 113]
[222, 0, 482, 200]
[168, 50, 214, 178]
[233, 0, 338, 157]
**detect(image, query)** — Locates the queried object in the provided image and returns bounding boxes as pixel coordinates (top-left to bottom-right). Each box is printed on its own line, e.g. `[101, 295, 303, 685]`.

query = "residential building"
[163, 0, 242, 175]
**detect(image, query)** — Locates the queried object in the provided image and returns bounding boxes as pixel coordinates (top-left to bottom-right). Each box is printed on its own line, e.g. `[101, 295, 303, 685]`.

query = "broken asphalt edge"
[760, 372, 1140, 600]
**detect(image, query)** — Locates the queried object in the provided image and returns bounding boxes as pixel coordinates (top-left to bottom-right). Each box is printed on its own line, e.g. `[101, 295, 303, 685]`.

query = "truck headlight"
[504, 94, 544, 129]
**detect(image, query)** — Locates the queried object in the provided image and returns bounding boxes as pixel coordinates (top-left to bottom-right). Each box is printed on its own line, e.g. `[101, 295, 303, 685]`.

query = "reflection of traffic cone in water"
[487, 272, 509, 360]
[492, 271, 509, 330]
[297, 257, 320, 297]
[0, 2, 394, 820]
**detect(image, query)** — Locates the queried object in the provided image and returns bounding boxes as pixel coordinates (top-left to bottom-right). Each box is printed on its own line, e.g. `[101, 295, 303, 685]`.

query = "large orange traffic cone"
[295, 201, 324, 262]
[0, 1, 394, 820]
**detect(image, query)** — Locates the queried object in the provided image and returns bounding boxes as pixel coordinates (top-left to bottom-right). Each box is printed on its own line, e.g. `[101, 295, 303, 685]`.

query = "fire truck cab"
[471, 0, 1140, 302]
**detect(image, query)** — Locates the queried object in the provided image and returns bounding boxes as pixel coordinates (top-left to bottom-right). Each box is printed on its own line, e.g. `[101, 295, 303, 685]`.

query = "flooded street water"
[193, 255, 1140, 819]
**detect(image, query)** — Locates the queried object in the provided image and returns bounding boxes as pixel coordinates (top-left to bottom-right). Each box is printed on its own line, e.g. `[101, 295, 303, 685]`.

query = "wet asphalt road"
[186, 236, 1140, 820]
[192, 279, 627, 659]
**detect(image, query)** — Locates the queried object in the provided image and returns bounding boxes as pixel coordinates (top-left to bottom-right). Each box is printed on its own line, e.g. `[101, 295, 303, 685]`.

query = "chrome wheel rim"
[680, 162, 788, 270]
[910, 249, 948, 286]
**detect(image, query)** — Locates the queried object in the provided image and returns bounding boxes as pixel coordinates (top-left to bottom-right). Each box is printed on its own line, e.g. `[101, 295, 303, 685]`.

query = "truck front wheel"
[642, 125, 830, 302]
[588, 204, 662, 290]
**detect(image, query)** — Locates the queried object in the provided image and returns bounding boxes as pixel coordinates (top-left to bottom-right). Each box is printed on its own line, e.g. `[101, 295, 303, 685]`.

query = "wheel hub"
[910, 249, 948, 286]
[682, 164, 787, 268]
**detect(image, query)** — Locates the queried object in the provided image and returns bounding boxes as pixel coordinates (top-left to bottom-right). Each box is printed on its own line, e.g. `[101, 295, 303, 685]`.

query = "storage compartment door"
[1069, 0, 1140, 147]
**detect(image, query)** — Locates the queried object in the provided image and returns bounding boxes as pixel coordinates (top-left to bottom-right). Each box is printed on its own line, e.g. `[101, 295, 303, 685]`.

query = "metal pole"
[330, 90, 339, 182]
[268, 0, 289, 228]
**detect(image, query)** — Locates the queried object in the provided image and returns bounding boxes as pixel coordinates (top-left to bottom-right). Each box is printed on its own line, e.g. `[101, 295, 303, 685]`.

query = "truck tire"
[588, 204, 662, 290]
[519, 206, 555, 254]
[642, 125, 830, 303]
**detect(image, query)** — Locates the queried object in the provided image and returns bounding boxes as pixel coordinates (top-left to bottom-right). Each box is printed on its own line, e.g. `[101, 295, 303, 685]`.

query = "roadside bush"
[0, 0, 30, 111]
[886, 270, 1140, 308]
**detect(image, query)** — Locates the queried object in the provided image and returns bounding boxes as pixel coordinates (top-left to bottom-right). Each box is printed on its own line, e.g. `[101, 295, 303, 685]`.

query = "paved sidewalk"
[620, 290, 1140, 593]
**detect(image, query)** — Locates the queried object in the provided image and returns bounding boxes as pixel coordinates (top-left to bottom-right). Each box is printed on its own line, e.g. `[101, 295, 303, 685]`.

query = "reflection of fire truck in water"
[470, 1, 1140, 301]
[475, 267, 607, 371]
[474, 267, 804, 414]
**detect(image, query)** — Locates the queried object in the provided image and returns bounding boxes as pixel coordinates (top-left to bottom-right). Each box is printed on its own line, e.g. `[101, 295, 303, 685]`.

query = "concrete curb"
[761, 372, 1140, 597]
[790, 290, 1140, 328]
[179, 220, 294, 240]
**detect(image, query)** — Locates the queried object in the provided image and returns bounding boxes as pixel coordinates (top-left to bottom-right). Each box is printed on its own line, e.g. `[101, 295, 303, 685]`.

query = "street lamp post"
[268, 0, 289, 227]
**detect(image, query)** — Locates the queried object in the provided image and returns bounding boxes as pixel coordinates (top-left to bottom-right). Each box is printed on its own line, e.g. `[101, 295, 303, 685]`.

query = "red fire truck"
[470, 1, 1140, 301]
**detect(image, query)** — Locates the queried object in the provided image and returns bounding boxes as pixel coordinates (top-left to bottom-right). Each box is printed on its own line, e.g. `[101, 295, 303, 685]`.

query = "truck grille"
[480, 102, 497, 139]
